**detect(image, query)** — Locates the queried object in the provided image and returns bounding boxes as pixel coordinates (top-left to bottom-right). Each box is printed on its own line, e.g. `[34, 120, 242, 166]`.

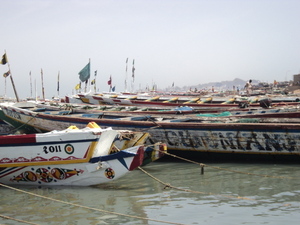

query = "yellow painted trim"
[80, 97, 90, 103]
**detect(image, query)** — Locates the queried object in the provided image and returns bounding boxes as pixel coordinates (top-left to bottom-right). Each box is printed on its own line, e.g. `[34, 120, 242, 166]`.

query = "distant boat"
[75, 93, 300, 108]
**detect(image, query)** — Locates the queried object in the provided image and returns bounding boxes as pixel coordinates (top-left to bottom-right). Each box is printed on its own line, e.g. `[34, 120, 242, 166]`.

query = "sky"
[1, 0, 300, 99]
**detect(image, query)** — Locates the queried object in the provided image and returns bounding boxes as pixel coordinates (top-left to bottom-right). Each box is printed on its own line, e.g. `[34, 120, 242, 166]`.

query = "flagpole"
[4, 76, 6, 97]
[125, 58, 128, 92]
[29, 71, 32, 98]
[41, 69, 45, 101]
[89, 58, 91, 92]
[57, 71, 60, 98]
[94, 70, 97, 93]
[85, 58, 91, 93]
[131, 59, 135, 93]
[5, 51, 20, 102]
[110, 75, 112, 92]
[108, 75, 112, 92]
[35, 79, 37, 102]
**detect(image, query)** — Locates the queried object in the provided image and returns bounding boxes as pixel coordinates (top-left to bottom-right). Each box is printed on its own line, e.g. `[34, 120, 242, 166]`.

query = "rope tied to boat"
[157, 150, 296, 180]
[0, 117, 35, 135]
[0, 183, 187, 225]
[138, 166, 254, 200]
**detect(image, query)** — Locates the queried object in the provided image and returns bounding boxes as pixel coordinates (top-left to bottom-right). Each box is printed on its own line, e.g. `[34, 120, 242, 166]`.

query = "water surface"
[1, 159, 299, 225]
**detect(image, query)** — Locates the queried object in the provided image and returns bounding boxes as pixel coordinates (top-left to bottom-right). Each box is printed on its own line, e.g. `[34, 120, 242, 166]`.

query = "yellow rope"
[0, 183, 187, 225]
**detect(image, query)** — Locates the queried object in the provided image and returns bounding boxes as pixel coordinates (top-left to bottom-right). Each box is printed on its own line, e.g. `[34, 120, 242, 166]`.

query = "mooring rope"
[0, 117, 35, 135]
[0, 183, 187, 225]
[0, 214, 39, 225]
[137, 166, 255, 201]
[161, 151, 296, 179]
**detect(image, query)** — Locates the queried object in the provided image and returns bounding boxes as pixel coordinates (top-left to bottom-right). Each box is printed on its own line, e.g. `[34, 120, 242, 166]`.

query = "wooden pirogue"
[1, 103, 300, 160]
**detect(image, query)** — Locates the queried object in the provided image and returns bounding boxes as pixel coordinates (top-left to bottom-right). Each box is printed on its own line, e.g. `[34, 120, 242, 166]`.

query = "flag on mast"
[78, 62, 90, 82]
[2, 51, 20, 102]
[107, 75, 112, 86]
[75, 82, 81, 90]
[3, 70, 10, 77]
[0, 53, 7, 65]
[108, 75, 112, 92]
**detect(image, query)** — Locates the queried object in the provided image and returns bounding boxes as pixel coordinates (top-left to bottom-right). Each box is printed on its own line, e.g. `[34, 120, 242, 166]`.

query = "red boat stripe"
[0, 134, 36, 145]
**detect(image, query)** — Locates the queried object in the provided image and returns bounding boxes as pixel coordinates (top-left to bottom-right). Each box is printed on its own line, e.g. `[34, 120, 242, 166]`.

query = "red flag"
[107, 76, 112, 86]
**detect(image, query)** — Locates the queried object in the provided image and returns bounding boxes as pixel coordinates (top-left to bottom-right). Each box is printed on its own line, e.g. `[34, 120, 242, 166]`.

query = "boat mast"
[57, 71, 60, 98]
[41, 68, 45, 101]
[131, 59, 135, 92]
[5, 51, 20, 102]
[125, 57, 128, 92]
[29, 71, 32, 98]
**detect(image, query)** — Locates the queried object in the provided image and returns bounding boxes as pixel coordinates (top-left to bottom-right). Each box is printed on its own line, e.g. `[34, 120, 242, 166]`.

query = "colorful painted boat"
[1, 104, 300, 159]
[0, 123, 148, 186]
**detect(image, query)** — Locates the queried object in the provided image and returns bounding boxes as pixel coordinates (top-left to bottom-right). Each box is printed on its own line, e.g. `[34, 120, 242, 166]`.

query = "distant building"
[287, 74, 300, 93]
[293, 74, 300, 85]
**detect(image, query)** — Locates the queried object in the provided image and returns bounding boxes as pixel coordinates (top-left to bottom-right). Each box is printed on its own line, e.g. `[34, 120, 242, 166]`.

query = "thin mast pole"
[5, 51, 20, 102]
[57, 71, 60, 98]
[41, 69, 45, 101]
[29, 71, 32, 98]
[4, 76, 6, 97]
[125, 58, 128, 92]
[94, 70, 97, 93]
[131, 59, 135, 93]
[35, 79, 37, 102]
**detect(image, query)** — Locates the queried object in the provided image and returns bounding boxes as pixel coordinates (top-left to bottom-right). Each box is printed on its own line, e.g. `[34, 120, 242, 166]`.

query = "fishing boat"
[0, 121, 167, 186]
[1, 103, 300, 160]
[36, 99, 300, 118]
[76, 93, 300, 108]
[0, 123, 146, 186]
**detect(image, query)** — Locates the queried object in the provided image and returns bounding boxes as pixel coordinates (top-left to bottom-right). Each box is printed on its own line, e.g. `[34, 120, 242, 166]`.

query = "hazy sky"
[1, 0, 300, 99]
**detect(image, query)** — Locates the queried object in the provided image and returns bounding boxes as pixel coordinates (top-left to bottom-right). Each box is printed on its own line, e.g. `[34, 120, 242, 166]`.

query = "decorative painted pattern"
[10, 167, 84, 184]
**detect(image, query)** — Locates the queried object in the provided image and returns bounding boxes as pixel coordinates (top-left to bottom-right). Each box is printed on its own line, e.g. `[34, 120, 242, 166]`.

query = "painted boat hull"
[1, 104, 300, 158]
[77, 94, 300, 108]
[0, 146, 144, 186]
[0, 125, 147, 186]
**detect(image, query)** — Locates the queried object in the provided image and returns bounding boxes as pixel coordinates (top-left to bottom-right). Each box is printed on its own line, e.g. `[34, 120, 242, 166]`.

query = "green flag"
[78, 62, 90, 82]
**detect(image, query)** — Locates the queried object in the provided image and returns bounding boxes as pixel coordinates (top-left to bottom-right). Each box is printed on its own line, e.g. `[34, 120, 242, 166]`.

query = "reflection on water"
[1, 160, 300, 225]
